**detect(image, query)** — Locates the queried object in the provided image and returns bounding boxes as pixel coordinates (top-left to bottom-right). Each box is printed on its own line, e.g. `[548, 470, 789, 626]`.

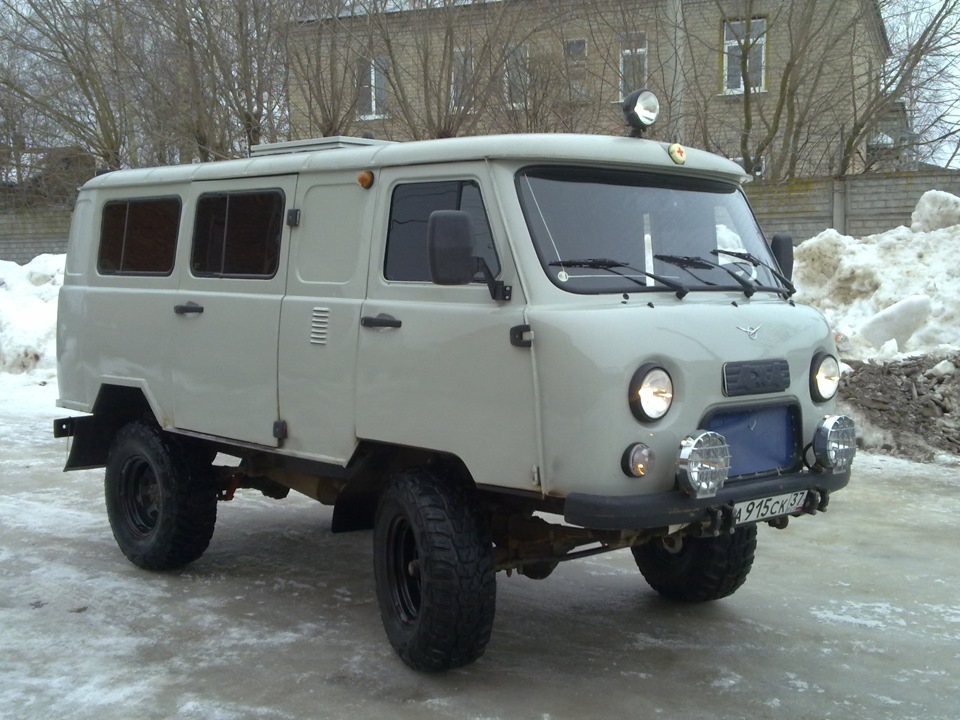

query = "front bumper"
[563, 468, 851, 531]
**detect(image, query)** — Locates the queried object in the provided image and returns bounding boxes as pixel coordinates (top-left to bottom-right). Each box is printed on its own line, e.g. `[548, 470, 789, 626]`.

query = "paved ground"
[2, 381, 959, 719]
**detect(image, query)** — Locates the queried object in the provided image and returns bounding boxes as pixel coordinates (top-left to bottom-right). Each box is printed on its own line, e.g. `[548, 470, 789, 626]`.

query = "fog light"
[814, 415, 856, 471]
[622, 443, 655, 478]
[677, 431, 731, 498]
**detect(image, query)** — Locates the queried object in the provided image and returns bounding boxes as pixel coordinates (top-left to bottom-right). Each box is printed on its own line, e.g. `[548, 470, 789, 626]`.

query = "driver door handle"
[174, 302, 204, 315]
[361, 314, 402, 329]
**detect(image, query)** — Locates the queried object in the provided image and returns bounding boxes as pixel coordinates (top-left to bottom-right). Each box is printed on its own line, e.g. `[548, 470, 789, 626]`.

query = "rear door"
[355, 167, 539, 490]
[172, 175, 298, 446]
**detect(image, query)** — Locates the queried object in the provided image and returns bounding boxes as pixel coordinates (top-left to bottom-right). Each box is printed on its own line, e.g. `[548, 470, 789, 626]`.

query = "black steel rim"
[120, 457, 161, 538]
[386, 515, 421, 625]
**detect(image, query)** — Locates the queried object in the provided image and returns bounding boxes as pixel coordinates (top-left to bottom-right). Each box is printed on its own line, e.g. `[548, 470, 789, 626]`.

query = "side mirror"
[771, 233, 794, 281]
[428, 210, 475, 285]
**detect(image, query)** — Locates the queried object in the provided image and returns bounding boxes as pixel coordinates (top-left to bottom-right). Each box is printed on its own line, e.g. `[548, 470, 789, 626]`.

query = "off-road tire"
[373, 467, 496, 672]
[105, 421, 218, 571]
[631, 525, 757, 602]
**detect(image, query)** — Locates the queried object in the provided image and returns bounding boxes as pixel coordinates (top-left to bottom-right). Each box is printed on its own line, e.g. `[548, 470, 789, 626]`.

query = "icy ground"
[2, 381, 959, 720]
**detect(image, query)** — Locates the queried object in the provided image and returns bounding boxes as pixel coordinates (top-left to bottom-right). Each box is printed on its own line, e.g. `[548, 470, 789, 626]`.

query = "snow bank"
[0, 254, 63, 375]
[794, 190, 960, 361]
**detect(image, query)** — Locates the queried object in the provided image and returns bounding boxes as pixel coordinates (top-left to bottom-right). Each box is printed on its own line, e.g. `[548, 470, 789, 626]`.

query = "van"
[55, 93, 855, 671]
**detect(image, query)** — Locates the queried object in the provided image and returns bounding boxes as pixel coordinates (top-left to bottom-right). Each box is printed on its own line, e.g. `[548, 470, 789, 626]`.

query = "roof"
[80, 133, 750, 191]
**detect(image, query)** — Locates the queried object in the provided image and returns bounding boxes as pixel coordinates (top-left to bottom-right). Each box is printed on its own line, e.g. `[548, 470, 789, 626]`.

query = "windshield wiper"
[654, 253, 767, 298]
[710, 248, 796, 296]
[549, 258, 689, 299]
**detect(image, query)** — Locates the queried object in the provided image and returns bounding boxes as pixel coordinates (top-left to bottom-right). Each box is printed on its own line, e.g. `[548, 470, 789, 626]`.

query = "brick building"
[288, 0, 894, 180]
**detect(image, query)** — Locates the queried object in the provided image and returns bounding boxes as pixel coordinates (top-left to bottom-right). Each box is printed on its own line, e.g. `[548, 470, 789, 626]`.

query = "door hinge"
[532, 466, 541, 487]
[273, 420, 288, 440]
[510, 324, 533, 348]
[286, 209, 301, 227]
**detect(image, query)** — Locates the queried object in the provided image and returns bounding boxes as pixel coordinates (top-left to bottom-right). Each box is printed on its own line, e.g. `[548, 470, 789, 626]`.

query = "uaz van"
[55, 92, 855, 671]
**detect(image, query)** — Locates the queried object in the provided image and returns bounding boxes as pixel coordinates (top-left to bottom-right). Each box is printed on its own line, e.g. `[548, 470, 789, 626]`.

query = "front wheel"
[373, 468, 496, 672]
[631, 525, 757, 602]
[105, 421, 217, 570]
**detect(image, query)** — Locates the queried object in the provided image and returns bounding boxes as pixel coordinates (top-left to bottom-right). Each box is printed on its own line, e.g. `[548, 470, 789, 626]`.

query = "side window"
[385, 180, 499, 282]
[191, 190, 284, 278]
[97, 197, 181, 275]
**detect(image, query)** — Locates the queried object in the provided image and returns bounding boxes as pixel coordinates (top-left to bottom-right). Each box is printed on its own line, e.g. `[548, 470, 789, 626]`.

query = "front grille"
[723, 359, 790, 397]
[701, 404, 801, 479]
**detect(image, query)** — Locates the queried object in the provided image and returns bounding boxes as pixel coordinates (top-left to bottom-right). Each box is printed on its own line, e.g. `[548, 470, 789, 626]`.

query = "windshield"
[516, 166, 786, 296]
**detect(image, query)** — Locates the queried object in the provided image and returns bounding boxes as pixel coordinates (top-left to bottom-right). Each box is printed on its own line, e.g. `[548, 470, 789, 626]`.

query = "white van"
[56, 93, 855, 671]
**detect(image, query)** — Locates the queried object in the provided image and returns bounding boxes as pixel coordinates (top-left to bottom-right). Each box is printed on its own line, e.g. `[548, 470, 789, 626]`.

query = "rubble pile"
[839, 353, 960, 462]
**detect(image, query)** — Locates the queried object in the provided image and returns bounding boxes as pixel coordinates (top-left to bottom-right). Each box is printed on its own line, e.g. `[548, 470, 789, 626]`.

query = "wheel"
[631, 525, 757, 602]
[373, 467, 496, 672]
[105, 421, 218, 571]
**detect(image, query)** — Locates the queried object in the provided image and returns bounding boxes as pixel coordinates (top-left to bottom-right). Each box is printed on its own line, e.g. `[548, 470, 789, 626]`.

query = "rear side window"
[98, 197, 181, 275]
[385, 180, 499, 282]
[191, 190, 284, 278]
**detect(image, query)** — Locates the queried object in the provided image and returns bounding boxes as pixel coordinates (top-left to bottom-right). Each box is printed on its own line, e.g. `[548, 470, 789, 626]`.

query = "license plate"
[734, 490, 808, 525]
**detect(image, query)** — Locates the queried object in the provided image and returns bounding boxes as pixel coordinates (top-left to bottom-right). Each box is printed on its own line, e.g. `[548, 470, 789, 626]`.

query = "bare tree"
[288, 1, 369, 138]
[849, 0, 960, 172]
[676, 0, 960, 178]
[364, 0, 540, 140]
[0, 0, 141, 171]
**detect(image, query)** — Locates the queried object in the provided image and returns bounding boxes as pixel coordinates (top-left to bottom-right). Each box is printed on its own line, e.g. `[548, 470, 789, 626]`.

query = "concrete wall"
[0, 209, 72, 265]
[746, 170, 960, 242]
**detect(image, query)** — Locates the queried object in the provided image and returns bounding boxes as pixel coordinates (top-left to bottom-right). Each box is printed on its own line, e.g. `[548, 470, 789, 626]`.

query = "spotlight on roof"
[623, 89, 660, 137]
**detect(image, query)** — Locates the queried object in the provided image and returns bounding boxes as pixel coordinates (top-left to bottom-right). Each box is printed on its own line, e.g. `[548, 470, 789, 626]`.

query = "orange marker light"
[358, 171, 375, 189]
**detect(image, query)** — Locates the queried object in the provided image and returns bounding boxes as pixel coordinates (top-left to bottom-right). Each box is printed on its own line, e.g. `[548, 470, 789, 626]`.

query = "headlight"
[629, 365, 674, 422]
[810, 352, 841, 402]
[677, 431, 731, 498]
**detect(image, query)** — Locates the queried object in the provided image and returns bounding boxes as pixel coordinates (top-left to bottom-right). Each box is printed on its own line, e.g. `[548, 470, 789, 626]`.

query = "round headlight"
[629, 365, 674, 422]
[811, 353, 841, 402]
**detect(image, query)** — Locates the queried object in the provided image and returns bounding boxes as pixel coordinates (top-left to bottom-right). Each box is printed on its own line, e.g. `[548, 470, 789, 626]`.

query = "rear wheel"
[631, 525, 757, 602]
[373, 467, 496, 672]
[105, 421, 217, 570]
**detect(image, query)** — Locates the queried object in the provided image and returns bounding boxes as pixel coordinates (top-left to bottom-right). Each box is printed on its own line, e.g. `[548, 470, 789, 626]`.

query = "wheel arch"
[331, 442, 476, 534]
[56, 383, 163, 471]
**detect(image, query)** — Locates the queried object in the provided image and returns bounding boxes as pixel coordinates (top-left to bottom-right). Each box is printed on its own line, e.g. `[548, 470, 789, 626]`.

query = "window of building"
[357, 55, 389, 118]
[385, 180, 499, 282]
[564, 38, 588, 100]
[564, 39, 587, 63]
[504, 44, 529, 108]
[98, 197, 181, 275]
[620, 32, 647, 101]
[191, 190, 284, 278]
[723, 18, 766, 94]
[451, 47, 474, 111]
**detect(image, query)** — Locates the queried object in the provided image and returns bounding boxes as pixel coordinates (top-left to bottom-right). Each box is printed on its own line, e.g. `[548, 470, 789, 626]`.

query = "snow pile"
[0, 254, 63, 376]
[793, 190, 960, 361]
